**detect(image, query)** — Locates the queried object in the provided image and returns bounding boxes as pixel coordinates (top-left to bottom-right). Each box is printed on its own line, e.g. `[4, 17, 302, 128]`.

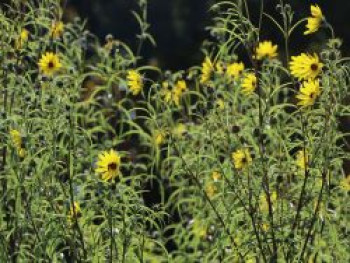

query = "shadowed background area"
[66, 0, 350, 70]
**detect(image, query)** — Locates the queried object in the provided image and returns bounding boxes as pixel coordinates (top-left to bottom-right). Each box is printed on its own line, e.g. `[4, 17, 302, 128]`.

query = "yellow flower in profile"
[232, 148, 252, 170]
[161, 80, 187, 106]
[173, 80, 187, 106]
[226, 62, 244, 79]
[296, 150, 309, 170]
[68, 201, 82, 220]
[50, 21, 64, 38]
[339, 176, 350, 191]
[205, 183, 217, 198]
[38, 52, 62, 76]
[296, 79, 321, 107]
[241, 73, 257, 95]
[212, 171, 221, 181]
[15, 29, 29, 49]
[127, 70, 143, 95]
[260, 191, 277, 212]
[153, 130, 166, 146]
[10, 129, 25, 158]
[304, 5, 324, 35]
[289, 53, 323, 80]
[200, 56, 214, 84]
[95, 149, 121, 182]
[215, 61, 225, 75]
[255, 41, 278, 60]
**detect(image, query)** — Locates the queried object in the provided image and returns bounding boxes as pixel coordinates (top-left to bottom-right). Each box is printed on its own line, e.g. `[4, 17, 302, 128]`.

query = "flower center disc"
[48, 61, 54, 68]
[310, 63, 318, 71]
[108, 162, 117, 171]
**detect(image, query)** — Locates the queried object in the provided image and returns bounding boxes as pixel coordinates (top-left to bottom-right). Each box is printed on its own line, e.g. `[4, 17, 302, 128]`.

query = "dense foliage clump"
[0, 0, 349, 262]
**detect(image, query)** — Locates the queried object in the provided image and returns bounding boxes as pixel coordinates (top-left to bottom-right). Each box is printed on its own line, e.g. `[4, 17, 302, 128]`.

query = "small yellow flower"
[215, 98, 225, 110]
[95, 149, 121, 182]
[10, 129, 25, 158]
[215, 61, 225, 75]
[304, 5, 324, 35]
[205, 183, 217, 198]
[259, 191, 277, 212]
[255, 41, 278, 60]
[153, 130, 166, 146]
[289, 53, 323, 80]
[212, 171, 221, 181]
[296, 150, 309, 170]
[226, 62, 244, 79]
[200, 56, 214, 84]
[339, 176, 350, 191]
[38, 52, 62, 76]
[192, 220, 207, 238]
[127, 70, 143, 95]
[15, 29, 29, 49]
[50, 21, 64, 38]
[69, 201, 82, 219]
[241, 73, 257, 95]
[161, 80, 187, 106]
[232, 148, 252, 170]
[296, 79, 321, 107]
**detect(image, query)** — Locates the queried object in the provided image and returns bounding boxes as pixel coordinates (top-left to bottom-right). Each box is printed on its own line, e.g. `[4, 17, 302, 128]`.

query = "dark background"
[66, 0, 350, 70]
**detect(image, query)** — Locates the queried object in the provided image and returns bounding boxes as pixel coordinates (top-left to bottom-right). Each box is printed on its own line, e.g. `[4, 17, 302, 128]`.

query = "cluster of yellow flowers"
[161, 80, 188, 106]
[10, 129, 25, 158]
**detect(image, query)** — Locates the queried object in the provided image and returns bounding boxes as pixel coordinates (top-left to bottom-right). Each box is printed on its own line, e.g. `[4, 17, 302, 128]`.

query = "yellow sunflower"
[161, 80, 187, 106]
[296, 150, 309, 170]
[153, 129, 166, 146]
[38, 52, 62, 76]
[296, 79, 321, 107]
[10, 129, 25, 158]
[205, 183, 217, 199]
[200, 56, 214, 84]
[232, 148, 252, 170]
[212, 171, 221, 181]
[226, 62, 245, 79]
[50, 21, 64, 38]
[289, 53, 323, 80]
[304, 5, 324, 35]
[95, 149, 121, 181]
[241, 73, 257, 95]
[255, 41, 278, 60]
[127, 70, 143, 95]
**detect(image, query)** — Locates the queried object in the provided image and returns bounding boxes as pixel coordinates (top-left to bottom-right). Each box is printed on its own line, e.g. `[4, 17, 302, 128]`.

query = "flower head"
[226, 62, 244, 79]
[15, 29, 29, 49]
[255, 41, 278, 60]
[296, 150, 309, 170]
[296, 79, 321, 107]
[153, 129, 166, 146]
[38, 52, 62, 76]
[95, 149, 121, 182]
[10, 129, 25, 158]
[304, 5, 324, 35]
[200, 57, 214, 84]
[50, 21, 64, 38]
[212, 171, 221, 181]
[241, 73, 257, 95]
[69, 201, 82, 220]
[127, 70, 143, 95]
[232, 148, 252, 170]
[205, 183, 217, 198]
[161, 80, 187, 106]
[289, 53, 323, 80]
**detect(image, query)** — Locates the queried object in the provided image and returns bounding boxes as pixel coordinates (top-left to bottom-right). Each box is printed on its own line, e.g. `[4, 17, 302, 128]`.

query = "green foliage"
[0, 0, 349, 262]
